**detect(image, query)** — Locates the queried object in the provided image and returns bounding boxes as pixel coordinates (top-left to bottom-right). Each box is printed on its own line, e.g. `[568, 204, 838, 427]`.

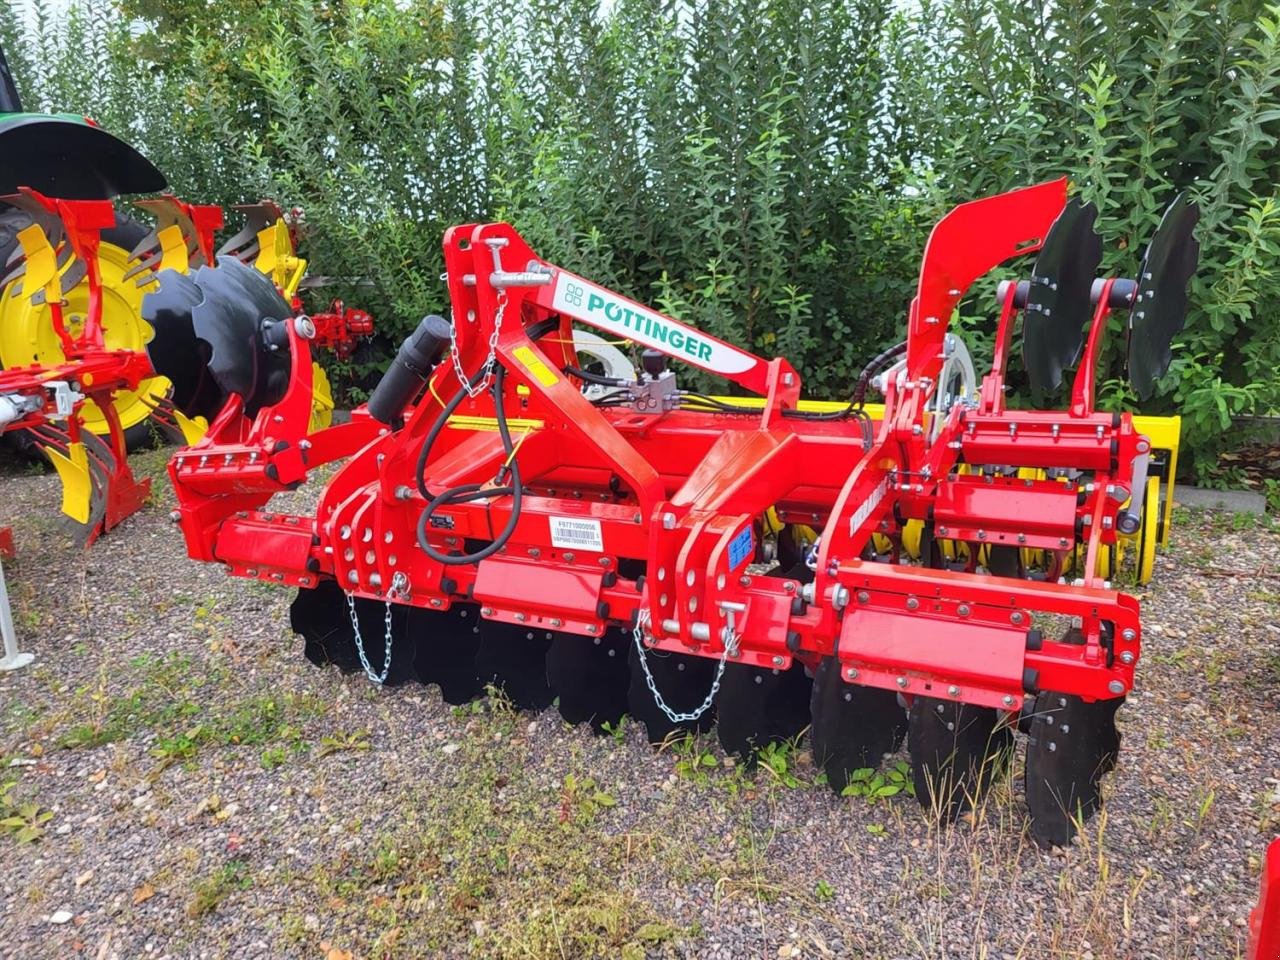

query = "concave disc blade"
[1024, 691, 1116, 847]
[627, 643, 718, 744]
[142, 269, 226, 421]
[1128, 193, 1200, 399]
[907, 696, 1012, 821]
[1022, 198, 1103, 394]
[714, 661, 812, 762]
[408, 604, 484, 705]
[190, 256, 292, 415]
[475, 620, 554, 710]
[809, 656, 908, 792]
[290, 581, 361, 672]
[546, 628, 631, 734]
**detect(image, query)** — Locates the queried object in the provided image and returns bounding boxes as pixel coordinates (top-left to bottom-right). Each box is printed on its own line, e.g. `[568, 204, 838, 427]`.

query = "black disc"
[1024, 691, 1114, 847]
[715, 661, 813, 762]
[141, 269, 226, 421]
[908, 696, 1012, 821]
[985, 544, 1021, 578]
[474, 620, 554, 710]
[1023, 198, 1103, 394]
[189, 256, 292, 415]
[626, 643, 718, 744]
[290, 580, 361, 672]
[546, 628, 631, 733]
[809, 655, 908, 792]
[1128, 193, 1200, 400]
[406, 604, 484, 704]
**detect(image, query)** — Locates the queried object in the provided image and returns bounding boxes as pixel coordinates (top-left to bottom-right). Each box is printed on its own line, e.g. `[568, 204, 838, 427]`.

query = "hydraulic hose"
[852, 340, 908, 407]
[414, 363, 523, 566]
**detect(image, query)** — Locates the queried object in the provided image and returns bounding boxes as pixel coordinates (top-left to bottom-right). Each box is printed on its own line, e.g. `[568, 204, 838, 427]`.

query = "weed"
[559, 774, 617, 825]
[814, 879, 835, 901]
[187, 859, 252, 918]
[318, 730, 371, 757]
[0, 780, 53, 844]
[756, 741, 804, 789]
[842, 762, 915, 803]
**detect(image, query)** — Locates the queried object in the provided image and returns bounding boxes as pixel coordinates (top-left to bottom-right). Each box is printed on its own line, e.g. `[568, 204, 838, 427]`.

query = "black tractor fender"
[0, 114, 167, 199]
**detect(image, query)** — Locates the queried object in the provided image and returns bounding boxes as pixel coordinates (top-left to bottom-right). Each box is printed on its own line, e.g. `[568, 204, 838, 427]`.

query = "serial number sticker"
[727, 526, 754, 571]
[549, 516, 604, 552]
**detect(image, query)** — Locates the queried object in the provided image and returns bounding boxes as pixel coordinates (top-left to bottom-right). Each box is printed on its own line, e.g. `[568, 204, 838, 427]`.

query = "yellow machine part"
[0, 240, 170, 438]
[44, 440, 92, 524]
[309, 362, 334, 433]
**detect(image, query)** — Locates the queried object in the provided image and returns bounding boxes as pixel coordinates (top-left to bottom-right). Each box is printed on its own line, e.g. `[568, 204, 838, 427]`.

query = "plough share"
[156, 179, 1198, 847]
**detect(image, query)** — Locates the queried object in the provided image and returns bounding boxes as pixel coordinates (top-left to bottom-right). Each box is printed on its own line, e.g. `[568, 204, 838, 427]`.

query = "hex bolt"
[515, 612, 527, 622]
[662, 512, 676, 529]
[1120, 651, 1135, 664]
[550, 618, 562, 628]
[896, 676, 908, 688]
[857, 590, 870, 604]
[905, 597, 919, 611]
[739, 576, 752, 588]
[772, 656, 784, 666]
[395, 485, 413, 501]
[1010, 611, 1024, 625]
[846, 667, 859, 680]
[948, 685, 960, 697]
[957, 603, 971, 617]
[784, 581, 795, 594]
[833, 586, 850, 610]
[1122, 628, 1136, 642]
[430, 598, 442, 608]
[1108, 680, 1126, 694]
[1002, 695, 1016, 707]
[529, 548, 541, 558]
[481, 606, 494, 616]
[587, 625, 598, 634]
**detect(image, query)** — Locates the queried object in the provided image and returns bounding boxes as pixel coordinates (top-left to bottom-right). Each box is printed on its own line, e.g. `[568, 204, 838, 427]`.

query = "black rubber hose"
[415, 364, 522, 565]
[851, 340, 908, 407]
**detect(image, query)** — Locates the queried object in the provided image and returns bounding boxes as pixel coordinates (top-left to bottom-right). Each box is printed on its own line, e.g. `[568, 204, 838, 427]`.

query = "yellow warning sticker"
[512, 345, 560, 387]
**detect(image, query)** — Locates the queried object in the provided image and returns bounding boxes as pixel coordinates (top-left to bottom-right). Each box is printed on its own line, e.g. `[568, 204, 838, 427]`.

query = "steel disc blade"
[1024, 691, 1114, 847]
[809, 656, 908, 792]
[408, 604, 484, 704]
[1023, 198, 1103, 394]
[475, 620, 554, 710]
[1128, 193, 1200, 399]
[908, 696, 1012, 821]
[190, 256, 292, 415]
[714, 661, 812, 762]
[142, 269, 226, 421]
[290, 581, 361, 672]
[546, 628, 631, 733]
[627, 644, 718, 744]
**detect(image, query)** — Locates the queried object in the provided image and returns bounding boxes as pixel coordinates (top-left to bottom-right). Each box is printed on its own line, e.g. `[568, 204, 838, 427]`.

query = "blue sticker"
[728, 526, 754, 571]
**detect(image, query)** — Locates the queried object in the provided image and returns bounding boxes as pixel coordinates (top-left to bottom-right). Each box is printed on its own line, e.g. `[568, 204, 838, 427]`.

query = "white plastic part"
[571, 329, 636, 399]
[0, 556, 33, 672]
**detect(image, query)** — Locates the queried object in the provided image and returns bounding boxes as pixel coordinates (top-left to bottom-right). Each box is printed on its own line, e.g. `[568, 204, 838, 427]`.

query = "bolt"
[564, 552, 575, 563]
[906, 597, 919, 611]
[1122, 628, 1135, 642]
[528, 547, 540, 558]
[515, 612, 526, 622]
[948, 685, 960, 697]
[977, 530, 986, 540]
[896, 676, 908, 689]
[957, 603, 971, 617]
[739, 576, 752, 588]
[1011, 611, 1024, 625]
[1120, 650, 1134, 664]
[772, 656, 784, 666]
[430, 598, 442, 608]
[845, 667, 858, 680]
[587, 624, 598, 635]
[784, 581, 795, 594]
[1108, 680, 1126, 695]
[662, 512, 676, 529]
[857, 590, 870, 604]
[1002, 695, 1016, 707]
[481, 606, 494, 617]
[395, 485, 413, 501]
[833, 586, 850, 610]
[550, 618, 562, 627]
[168, 510, 181, 523]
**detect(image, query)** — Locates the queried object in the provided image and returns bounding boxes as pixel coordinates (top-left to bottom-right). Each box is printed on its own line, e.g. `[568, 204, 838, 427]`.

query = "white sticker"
[551, 272, 757, 376]
[549, 516, 604, 553]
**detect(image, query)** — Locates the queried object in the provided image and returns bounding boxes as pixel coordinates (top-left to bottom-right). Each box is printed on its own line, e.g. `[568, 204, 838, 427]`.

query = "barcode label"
[549, 516, 604, 552]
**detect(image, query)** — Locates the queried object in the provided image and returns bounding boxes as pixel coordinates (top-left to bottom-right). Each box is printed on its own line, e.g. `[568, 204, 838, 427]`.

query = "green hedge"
[3, 0, 1278, 477]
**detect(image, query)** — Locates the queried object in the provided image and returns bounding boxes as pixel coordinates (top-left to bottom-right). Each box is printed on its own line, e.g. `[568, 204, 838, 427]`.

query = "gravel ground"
[0, 449, 1276, 960]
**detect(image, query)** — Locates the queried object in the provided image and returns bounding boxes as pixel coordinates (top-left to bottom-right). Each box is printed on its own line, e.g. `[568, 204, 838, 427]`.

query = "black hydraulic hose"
[564, 364, 626, 387]
[415, 363, 523, 565]
[852, 340, 908, 407]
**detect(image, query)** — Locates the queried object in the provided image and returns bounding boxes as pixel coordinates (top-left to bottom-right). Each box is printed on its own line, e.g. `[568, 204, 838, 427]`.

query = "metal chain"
[449, 291, 507, 399]
[346, 572, 407, 685]
[630, 608, 729, 724]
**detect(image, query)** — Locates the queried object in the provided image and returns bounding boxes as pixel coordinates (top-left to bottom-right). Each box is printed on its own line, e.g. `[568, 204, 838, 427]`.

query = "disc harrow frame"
[159, 179, 1196, 845]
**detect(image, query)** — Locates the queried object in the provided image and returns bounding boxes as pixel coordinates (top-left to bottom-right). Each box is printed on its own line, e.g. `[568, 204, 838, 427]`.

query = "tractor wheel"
[0, 207, 163, 452]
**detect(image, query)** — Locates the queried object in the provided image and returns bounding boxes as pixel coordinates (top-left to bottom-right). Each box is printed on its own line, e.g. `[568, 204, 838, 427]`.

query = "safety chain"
[631, 608, 730, 724]
[347, 572, 408, 685]
[449, 290, 507, 399]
